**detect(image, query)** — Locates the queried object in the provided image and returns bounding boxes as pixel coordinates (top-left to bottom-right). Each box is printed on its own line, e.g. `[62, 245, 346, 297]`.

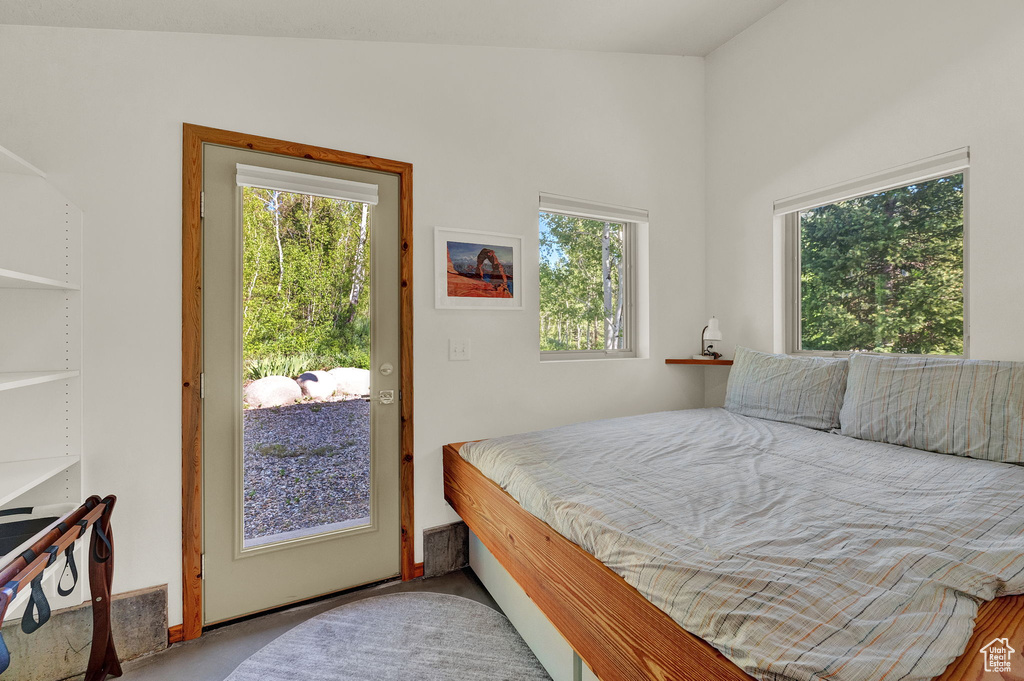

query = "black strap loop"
[56, 544, 79, 597]
[92, 520, 112, 564]
[20, 573, 51, 634]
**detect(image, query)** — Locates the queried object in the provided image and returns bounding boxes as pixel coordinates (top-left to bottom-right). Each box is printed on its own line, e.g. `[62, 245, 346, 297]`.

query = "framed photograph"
[435, 227, 523, 309]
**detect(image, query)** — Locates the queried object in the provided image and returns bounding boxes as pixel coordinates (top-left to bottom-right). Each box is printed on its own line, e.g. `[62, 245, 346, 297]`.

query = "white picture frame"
[435, 227, 523, 310]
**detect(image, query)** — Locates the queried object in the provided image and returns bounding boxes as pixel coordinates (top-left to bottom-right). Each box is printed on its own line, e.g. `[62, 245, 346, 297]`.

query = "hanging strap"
[19, 547, 58, 635]
[58, 520, 89, 597]
[92, 519, 112, 564]
[20, 572, 51, 634]
[57, 544, 78, 597]
[47, 541, 79, 598]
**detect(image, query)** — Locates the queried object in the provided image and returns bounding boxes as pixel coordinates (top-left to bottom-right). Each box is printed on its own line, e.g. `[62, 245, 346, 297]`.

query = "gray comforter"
[461, 408, 1024, 681]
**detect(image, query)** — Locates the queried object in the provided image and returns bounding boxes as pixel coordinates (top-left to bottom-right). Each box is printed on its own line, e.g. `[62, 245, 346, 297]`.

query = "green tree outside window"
[799, 174, 964, 354]
[242, 187, 371, 376]
[539, 212, 626, 352]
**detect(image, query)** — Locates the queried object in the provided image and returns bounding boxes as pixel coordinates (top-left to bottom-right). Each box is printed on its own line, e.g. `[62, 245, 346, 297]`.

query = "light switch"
[449, 338, 471, 361]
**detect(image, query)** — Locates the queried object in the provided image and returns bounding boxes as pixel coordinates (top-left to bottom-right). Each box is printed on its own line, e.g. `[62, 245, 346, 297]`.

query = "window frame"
[780, 153, 970, 358]
[538, 204, 640, 362]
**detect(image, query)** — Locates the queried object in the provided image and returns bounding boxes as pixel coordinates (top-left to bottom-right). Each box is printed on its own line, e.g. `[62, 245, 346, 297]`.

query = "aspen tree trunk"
[613, 246, 625, 349]
[345, 202, 370, 325]
[244, 228, 261, 324]
[602, 222, 613, 349]
[303, 195, 314, 246]
[270, 190, 284, 292]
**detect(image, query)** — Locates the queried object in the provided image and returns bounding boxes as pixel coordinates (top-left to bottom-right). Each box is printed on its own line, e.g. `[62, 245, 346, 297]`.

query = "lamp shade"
[704, 317, 723, 341]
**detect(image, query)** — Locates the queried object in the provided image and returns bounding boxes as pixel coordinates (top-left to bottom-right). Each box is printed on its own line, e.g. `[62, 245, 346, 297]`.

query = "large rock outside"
[297, 370, 337, 399]
[329, 367, 370, 397]
[244, 376, 301, 408]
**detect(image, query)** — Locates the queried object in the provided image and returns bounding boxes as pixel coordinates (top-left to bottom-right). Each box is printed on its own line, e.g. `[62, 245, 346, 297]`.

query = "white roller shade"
[539, 192, 649, 223]
[236, 164, 379, 205]
[773, 147, 969, 216]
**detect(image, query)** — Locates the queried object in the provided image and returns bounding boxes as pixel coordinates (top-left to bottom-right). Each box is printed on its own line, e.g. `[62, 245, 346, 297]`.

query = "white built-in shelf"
[0, 145, 46, 178]
[0, 268, 79, 290]
[0, 371, 80, 392]
[0, 143, 83, 611]
[0, 456, 81, 508]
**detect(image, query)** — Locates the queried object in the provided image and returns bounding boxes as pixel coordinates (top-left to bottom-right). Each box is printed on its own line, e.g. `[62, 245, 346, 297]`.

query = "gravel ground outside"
[243, 399, 370, 541]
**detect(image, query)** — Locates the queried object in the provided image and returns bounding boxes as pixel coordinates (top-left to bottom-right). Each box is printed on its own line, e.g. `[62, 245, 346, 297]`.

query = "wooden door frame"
[180, 123, 415, 641]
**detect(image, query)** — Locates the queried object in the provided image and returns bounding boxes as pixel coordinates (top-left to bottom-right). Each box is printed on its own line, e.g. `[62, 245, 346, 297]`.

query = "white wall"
[704, 0, 1024, 405]
[0, 26, 706, 626]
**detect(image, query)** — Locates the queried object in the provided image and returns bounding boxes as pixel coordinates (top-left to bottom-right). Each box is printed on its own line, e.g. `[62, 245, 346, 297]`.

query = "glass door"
[201, 144, 401, 624]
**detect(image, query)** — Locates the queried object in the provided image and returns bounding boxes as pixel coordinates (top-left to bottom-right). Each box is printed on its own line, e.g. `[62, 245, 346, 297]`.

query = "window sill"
[540, 353, 640, 363]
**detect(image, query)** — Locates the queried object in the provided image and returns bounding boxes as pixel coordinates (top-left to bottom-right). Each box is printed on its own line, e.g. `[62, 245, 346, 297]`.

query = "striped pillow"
[724, 347, 849, 430]
[839, 354, 1024, 463]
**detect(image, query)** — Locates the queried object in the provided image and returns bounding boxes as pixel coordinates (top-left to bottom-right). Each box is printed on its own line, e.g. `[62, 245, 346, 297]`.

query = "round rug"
[224, 592, 551, 681]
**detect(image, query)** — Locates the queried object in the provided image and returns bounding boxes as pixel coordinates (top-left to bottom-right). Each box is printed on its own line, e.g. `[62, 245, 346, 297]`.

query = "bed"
[443, 350, 1024, 681]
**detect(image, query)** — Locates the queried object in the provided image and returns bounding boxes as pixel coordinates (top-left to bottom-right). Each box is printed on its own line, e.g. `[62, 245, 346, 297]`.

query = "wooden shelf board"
[665, 359, 734, 366]
[0, 371, 80, 392]
[0, 456, 81, 508]
[0, 268, 79, 290]
[0, 145, 46, 178]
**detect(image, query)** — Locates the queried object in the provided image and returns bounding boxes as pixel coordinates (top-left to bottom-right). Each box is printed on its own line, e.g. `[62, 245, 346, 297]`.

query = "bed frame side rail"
[442, 442, 751, 681]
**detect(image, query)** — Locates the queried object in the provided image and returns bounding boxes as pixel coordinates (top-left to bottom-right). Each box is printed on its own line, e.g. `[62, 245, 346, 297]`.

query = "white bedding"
[461, 408, 1024, 681]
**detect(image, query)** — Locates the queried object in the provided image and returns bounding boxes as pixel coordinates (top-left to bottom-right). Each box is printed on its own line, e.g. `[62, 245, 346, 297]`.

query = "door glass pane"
[240, 188, 371, 548]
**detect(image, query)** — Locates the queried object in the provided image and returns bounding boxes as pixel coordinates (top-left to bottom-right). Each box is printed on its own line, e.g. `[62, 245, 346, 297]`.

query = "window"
[778, 150, 968, 356]
[538, 193, 645, 360]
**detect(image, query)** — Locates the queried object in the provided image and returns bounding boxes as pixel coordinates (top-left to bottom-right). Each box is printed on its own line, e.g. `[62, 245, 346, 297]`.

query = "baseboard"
[423, 521, 469, 578]
[413, 562, 424, 578]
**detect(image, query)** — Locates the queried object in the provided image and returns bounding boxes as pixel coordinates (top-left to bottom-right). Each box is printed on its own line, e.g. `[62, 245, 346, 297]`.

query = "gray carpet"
[224, 592, 551, 680]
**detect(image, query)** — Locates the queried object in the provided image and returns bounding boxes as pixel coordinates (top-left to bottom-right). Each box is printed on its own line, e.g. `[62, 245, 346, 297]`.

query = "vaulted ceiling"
[0, 0, 786, 56]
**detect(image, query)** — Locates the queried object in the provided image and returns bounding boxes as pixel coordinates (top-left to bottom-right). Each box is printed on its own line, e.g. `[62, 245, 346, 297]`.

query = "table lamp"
[694, 317, 723, 360]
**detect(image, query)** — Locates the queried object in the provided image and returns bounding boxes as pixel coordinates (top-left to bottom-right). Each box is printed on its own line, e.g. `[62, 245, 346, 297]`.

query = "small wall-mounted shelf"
[665, 359, 734, 366]
[0, 267, 80, 290]
[0, 371, 80, 392]
[0, 456, 81, 508]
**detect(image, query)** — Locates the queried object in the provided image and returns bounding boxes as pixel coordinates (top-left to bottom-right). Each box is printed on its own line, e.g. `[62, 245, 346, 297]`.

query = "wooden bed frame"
[443, 442, 1024, 681]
